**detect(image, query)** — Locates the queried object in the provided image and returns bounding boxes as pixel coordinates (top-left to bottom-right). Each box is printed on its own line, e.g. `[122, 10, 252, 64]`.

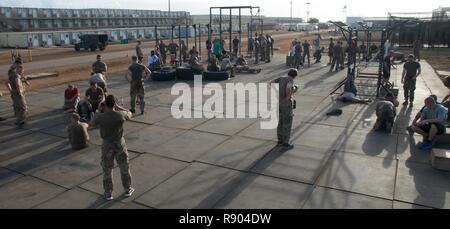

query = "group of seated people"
[63, 79, 106, 123]
[206, 53, 260, 75]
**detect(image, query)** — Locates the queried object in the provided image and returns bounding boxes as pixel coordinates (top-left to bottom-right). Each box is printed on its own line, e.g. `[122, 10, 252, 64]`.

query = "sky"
[1, 0, 448, 22]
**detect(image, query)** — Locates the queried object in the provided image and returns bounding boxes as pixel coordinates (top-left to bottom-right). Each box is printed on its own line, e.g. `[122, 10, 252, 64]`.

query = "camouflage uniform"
[67, 122, 89, 150]
[375, 101, 396, 132]
[128, 63, 146, 112]
[8, 68, 27, 124]
[92, 110, 132, 196]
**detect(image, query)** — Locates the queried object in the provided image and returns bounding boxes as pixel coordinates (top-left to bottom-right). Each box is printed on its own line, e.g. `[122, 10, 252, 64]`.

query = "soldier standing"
[265, 34, 271, 63]
[254, 38, 260, 64]
[92, 55, 108, 75]
[302, 40, 311, 67]
[180, 40, 188, 63]
[158, 40, 168, 65]
[330, 41, 342, 72]
[232, 36, 240, 57]
[269, 35, 274, 56]
[271, 69, 299, 150]
[136, 41, 144, 64]
[328, 38, 335, 65]
[5, 58, 29, 126]
[125, 56, 151, 115]
[168, 41, 179, 65]
[402, 54, 421, 107]
[90, 95, 134, 201]
[248, 35, 254, 58]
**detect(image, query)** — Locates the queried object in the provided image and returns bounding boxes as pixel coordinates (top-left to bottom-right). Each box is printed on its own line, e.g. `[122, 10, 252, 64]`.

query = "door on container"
[32, 35, 39, 47]
[64, 33, 70, 45]
[46, 34, 53, 46]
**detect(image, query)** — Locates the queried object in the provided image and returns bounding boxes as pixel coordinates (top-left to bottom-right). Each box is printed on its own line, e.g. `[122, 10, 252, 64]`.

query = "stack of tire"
[151, 67, 176, 81]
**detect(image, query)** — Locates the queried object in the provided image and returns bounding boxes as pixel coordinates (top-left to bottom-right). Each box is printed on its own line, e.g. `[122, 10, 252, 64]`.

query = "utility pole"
[169, 0, 171, 14]
[290, 1, 293, 31]
[343, 5, 347, 22]
[306, 2, 310, 23]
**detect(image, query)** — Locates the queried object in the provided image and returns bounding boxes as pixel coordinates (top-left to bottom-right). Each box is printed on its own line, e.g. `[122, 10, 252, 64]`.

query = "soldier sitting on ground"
[148, 50, 160, 72]
[63, 84, 80, 112]
[234, 55, 261, 74]
[85, 82, 105, 113]
[407, 95, 440, 134]
[188, 54, 204, 74]
[408, 96, 448, 150]
[220, 53, 235, 76]
[77, 98, 94, 123]
[374, 93, 399, 133]
[207, 56, 221, 72]
[67, 113, 90, 150]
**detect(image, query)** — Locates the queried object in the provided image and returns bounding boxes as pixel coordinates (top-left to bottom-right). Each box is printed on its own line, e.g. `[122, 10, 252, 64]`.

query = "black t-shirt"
[168, 43, 179, 53]
[128, 63, 146, 82]
[302, 43, 310, 53]
[403, 61, 421, 79]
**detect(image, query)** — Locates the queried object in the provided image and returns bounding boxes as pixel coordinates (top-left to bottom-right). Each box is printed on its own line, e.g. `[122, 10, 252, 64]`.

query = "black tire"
[203, 71, 231, 81]
[176, 67, 195, 80]
[151, 70, 176, 81]
[90, 46, 97, 52]
[75, 45, 80, 51]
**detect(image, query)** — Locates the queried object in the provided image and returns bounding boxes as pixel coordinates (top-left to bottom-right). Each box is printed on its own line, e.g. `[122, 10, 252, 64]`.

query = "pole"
[239, 8, 242, 55]
[209, 8, 212, 42]
[179, 25, 182, 62]
[186, 25, 189, 55]
[290, 1, 292, 31]
[220, 8, 222, 50]
[155, 25, 158, 44]
[198, 24, 202, 58]
[229, 9, 232, 53]
[377, 29, 386, 98]
[168, 0, 171, 14]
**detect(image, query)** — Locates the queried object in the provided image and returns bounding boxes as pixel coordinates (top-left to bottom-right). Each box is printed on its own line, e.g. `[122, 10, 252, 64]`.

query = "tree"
[308, 18, 319, 24]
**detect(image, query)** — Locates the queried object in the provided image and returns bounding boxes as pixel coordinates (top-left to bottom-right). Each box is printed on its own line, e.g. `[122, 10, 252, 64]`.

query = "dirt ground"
[0, 30, 338, 93]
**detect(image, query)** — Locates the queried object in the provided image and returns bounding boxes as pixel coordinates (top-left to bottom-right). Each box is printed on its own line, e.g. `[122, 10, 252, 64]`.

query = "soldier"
[413, 39, 421, 62]
[92, 55, 107, 75]
[330, 41, 342, 72]
[248, 35, 254, 58]
[328, 38, 335, 65]
[168, 41, 179, 64]
[401, 54, 421, 107]
[125, 56, 151, 115]
[136, 40, 144, 64]
[302, 40, 311, 67]
[293, 41, 303, 69]
[213, 38, 222, 60]
[206, 39, 212, 62]
[265, 34, 271, 63]
[269, 35, 274, 56]
[270, 69, 299, 150]
[359, 42, 367, 61]
[232, 36, 240, 57]
[180, 40, 189, 63]
[374, 93, 399, 133]
[67, 113, 90, 150]
[63, 84, 80, 112]
[90, 94, 134, 201]
[158, 40, 168, 65]
[259, 34, 267, 62]
[254, 38, 260, 64]
[5, 58, 29, 126]
[85, 82, 105, 113]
